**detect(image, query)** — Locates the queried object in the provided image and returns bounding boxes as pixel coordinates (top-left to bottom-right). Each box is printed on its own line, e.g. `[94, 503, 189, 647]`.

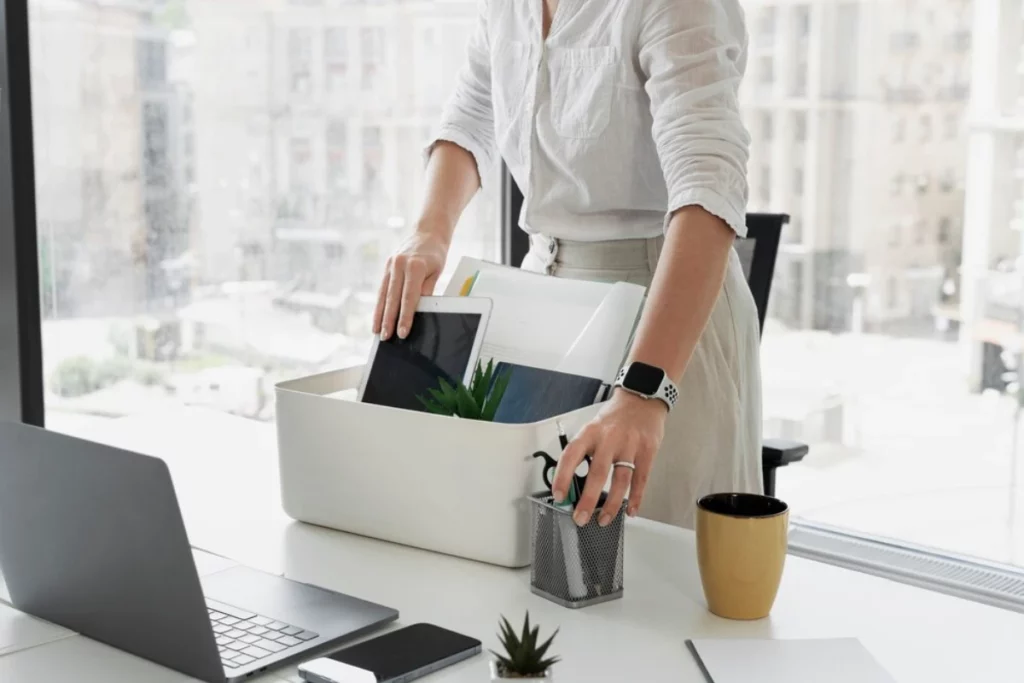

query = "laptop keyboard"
[207, 600, 319, 671]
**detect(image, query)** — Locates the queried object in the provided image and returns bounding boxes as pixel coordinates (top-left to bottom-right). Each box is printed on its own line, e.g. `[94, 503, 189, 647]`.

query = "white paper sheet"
[443, 257, 646, 374]
[556, 282, 646, 382]
[687, 638, 896, 683]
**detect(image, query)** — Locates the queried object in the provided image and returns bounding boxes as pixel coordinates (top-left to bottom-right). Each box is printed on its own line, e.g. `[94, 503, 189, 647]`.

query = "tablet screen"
[361, 311, 483, 412]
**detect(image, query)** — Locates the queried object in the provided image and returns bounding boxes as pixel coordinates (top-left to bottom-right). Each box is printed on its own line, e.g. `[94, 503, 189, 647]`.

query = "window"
[892, 117, 906, 143]
[938, 217, 952, 243]
[944, 112, 960, 139]
[793, 112, 807, 142]
[795, 5, 811, 38]
[887, 274, 900, 308]
[761, 112, 774, 142]
[31, 0, 499, 431]
[891, 173, 904, 196]
[326, 120, 348, 193]
[137, 39, 167, 88]
[890, 31, 920, 51]
[757, 7, 777, 40]
[361, 26, 385, 90]
[288, 28, 313, 95]
[289, 137, 313, 194]
[363, 126, 383, 195]
[758, 55, 775, 88]
[791, 59, 809, 98]
[939, 169, 956, 193]
[733, 2, 1024, 571]
[325, 27, 349, 92]
[20, 0, 1024, 588]
[920, 113, 932, 141]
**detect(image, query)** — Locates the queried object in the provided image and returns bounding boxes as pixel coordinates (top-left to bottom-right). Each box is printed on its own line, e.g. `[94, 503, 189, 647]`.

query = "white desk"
[4, 408, 1024, 682]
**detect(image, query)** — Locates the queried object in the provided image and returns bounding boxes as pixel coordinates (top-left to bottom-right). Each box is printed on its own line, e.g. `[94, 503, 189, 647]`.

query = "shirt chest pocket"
[547, 46, 619, 140]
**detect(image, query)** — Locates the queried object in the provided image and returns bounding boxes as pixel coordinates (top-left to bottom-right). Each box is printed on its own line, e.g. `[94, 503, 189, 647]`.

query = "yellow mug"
[696, 493, 789, 620]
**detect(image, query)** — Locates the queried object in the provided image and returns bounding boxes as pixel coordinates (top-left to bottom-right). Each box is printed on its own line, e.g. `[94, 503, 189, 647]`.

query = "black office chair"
[739, 213, 809, 496]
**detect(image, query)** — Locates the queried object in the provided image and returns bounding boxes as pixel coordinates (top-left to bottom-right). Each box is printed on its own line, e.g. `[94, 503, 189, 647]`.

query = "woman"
[372, 0, 761, 530]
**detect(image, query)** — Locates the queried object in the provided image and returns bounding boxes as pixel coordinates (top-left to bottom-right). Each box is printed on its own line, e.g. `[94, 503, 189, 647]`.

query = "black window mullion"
[0, 0, 45, 426]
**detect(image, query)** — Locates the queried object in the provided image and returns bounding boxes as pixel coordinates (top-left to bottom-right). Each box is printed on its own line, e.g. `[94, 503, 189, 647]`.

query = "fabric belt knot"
[530, 234, 559, 273]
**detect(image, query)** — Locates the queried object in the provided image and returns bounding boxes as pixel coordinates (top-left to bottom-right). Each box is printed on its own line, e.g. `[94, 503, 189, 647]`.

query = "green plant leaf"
[533, 628, 559, 663]
[438, 378, 458, 403]
[492, 612, 558, 676]
[481, 367, 511, 422]
[455, 382, 481, 420]
[471, 359, 490, 408]
[416, 395, 450, 415]
[424, 387, 457, 414]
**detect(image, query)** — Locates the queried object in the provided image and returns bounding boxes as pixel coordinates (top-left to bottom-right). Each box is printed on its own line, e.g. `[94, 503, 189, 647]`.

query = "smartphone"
[298, 623, 481, 683]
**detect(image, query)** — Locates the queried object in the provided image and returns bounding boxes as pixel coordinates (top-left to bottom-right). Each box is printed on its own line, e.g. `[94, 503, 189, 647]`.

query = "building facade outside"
[743, 0, 971, 334]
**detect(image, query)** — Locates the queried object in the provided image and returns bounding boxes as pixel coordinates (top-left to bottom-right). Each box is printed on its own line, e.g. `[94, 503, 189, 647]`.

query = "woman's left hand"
[553, 389, 668, 527]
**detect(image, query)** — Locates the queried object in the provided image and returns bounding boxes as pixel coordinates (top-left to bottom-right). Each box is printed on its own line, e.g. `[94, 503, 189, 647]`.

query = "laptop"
[0, 422, 398, 682]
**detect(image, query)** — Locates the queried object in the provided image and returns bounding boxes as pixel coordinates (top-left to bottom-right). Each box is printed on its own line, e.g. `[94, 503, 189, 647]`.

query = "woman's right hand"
[372, 230, 449, 341]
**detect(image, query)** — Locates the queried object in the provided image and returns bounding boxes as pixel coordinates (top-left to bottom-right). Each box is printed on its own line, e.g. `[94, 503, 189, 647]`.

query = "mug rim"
[697, 492, 789, 519]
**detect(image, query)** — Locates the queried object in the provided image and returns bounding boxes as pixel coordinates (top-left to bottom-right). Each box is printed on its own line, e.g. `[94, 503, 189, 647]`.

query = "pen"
[555, 421, 579, 505]
[556, 420, 569, 450]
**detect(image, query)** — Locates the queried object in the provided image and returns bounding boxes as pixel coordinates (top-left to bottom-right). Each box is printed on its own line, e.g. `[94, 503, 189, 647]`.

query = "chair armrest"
[762, 438, 809, 468]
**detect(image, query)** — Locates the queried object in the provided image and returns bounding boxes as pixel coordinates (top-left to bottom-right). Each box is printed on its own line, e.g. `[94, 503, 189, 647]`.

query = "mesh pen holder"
[528, 492, 625, 609]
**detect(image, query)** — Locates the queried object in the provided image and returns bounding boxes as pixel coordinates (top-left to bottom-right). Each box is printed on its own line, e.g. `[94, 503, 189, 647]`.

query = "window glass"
[31, 0, 498, 430]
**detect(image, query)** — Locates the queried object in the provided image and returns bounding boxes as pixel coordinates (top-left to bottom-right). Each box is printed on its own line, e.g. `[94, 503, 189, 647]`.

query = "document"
[686, 638, 896, 683]
[557, 282, 646, 382]
[444, 258, 646, 379]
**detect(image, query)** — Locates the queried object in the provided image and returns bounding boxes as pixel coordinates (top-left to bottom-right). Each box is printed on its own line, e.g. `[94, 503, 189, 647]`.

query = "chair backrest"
[738, 213, 788, 335]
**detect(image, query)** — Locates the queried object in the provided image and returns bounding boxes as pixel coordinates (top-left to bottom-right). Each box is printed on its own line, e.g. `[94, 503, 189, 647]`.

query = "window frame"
[0, 0, 44, 427]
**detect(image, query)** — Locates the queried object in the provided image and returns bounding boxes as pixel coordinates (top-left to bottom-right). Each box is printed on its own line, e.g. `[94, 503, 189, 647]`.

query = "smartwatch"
[613, 362, 678, 412]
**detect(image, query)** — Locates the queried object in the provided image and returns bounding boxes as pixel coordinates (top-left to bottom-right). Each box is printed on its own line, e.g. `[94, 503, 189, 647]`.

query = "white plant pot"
[490, 660, 554, 681]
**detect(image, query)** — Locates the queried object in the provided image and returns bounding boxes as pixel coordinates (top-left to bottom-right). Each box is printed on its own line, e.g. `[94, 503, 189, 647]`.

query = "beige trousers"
[521, 234, 764, 529]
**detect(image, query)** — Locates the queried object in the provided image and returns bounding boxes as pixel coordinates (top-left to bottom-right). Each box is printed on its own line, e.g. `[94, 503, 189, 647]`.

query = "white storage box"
[276, 364, 601, 568]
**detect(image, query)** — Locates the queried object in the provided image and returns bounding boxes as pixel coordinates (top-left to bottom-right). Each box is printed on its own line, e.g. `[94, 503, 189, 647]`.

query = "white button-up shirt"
[431, 0, 751, 240]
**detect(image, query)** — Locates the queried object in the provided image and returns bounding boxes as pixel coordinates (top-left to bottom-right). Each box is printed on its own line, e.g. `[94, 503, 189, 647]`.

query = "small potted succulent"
[489, 612, 560, 681]
[417, 359, 511, 421]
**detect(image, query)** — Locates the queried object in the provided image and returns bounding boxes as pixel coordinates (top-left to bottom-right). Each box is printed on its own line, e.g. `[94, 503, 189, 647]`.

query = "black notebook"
[492, 362, 606, 424]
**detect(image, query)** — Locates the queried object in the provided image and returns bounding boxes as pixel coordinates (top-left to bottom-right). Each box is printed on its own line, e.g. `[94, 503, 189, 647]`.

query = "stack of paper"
[686, 638, 897, 683]
[444, 257, 647, 384]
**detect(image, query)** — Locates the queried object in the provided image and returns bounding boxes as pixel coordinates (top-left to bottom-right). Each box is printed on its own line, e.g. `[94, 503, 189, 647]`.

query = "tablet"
[358, 296, 492, 412]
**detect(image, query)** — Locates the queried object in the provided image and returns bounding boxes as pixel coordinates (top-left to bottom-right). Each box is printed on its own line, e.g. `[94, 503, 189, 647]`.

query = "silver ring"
[612, 461, 636, 471]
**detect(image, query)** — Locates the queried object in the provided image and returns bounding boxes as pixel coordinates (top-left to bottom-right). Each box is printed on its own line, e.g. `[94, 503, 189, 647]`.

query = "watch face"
[623, 362, 664, 396]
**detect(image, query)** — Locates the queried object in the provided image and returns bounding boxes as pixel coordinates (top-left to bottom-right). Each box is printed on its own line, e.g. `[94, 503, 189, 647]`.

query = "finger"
[552, 427, 595, 504]
[574, 437, 618, 527]
[371, 267, 391, 335]
[627, 441, 656, 516]
[380, 256, 407, 340]
[421, 271, 439, 296]
[396, 258, 427, 339]
[599, 457, 634, 527]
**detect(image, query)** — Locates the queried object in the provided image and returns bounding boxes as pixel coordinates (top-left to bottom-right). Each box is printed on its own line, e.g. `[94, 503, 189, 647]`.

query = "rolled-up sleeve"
[638, 0, 751, 237]
[425, 0, 497, 191]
